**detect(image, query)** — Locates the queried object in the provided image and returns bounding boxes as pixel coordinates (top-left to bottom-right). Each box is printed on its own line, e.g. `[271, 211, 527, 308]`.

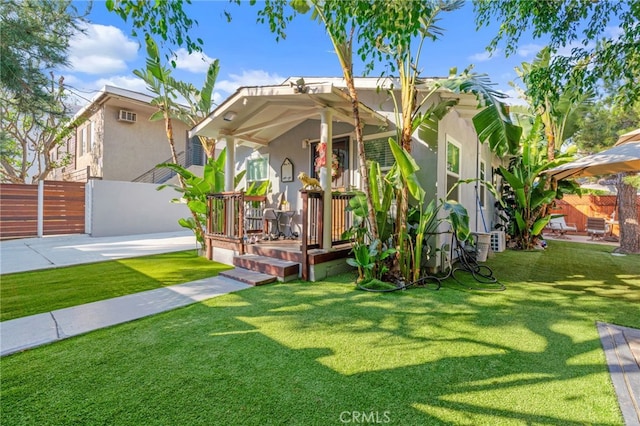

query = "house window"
[247, 154, 269, 182]
[479, 160, 486, 208]
[78, 127, 85, 156]
[364, 132, 396, 170]
[446, 139, 461, 202]
[90, 121, 96, 152]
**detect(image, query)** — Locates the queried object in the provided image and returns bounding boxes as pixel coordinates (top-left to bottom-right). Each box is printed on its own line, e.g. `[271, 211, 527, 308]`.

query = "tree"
[473, 0, 640, 108]
[573, 100, 640, 154]
[134, 35, 220, 248]
[105, 0, 202, 55]
[616, 174, 640, 254]
[513, 47, 594, 161]
[260, 0, 518, 282]
[0, 0, 87, 115]
[0, 74, 74, 183]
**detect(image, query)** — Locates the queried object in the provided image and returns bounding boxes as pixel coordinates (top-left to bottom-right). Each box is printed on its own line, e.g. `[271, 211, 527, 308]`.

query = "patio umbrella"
[546, 128, 640, 180]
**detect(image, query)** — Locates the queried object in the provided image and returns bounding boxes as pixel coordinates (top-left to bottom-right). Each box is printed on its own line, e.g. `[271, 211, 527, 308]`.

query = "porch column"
[320, 108, 333, 250]
[224, 136, 235, 192]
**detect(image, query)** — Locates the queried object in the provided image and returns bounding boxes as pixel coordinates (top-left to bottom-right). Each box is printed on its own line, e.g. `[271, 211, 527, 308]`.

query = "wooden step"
[233, 254, 299, 282]
[219, 268, 277, 286]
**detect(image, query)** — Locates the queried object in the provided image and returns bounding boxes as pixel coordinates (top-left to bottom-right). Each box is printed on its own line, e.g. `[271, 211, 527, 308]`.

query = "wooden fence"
[552, 194, 640, 236]
[0, 181, 85, 239]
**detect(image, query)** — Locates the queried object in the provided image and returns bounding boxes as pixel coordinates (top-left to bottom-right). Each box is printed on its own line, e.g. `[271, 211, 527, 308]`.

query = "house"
[190, 77, 505, 281]
[50, 85, 206, 183]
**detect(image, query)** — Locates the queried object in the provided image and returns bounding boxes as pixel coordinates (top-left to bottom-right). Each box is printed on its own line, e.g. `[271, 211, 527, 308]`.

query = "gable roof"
[189, 81, 388, 146]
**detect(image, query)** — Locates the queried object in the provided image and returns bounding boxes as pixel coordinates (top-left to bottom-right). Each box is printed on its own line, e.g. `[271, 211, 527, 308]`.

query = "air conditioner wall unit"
[118, 109, 137, 123]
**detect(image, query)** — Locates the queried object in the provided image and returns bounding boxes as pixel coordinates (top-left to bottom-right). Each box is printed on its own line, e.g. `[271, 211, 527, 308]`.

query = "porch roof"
[189, 82, 388, 146]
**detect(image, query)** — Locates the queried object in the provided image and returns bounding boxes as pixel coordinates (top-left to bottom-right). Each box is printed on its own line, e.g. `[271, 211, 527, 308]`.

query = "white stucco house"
[190, 77, 505, 280]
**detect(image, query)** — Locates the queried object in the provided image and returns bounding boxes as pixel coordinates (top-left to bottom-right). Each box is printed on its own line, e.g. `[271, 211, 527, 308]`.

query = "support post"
[224, 136, 235, 192]
[320, 109, 333, 250]
[37, 180, 44, 237]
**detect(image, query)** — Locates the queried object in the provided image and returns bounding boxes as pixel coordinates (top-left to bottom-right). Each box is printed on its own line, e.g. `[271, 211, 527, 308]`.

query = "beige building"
[51, 85, 204, 182]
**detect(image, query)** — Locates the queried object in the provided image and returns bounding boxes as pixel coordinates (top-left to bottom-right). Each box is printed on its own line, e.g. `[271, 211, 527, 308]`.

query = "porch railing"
[300, 190, 355, 250]
[205, 192, 266, 258]
[206, 190, 355, 279]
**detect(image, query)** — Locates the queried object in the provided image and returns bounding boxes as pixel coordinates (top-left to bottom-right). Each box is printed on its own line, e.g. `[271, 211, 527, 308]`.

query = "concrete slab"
[597, 322, 640, 426]
[0, 313, 59, 356]
[1, 231, 197, 274]
[0, 277, 249, 356]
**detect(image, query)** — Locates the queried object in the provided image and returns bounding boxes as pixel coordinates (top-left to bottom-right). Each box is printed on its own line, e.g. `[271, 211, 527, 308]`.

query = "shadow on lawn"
[178, 277, 626, 425]
[2, 241, 637, 425]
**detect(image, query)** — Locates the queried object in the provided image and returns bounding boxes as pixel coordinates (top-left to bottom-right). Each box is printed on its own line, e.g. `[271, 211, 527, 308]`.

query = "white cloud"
[468, 48, 501, 62]
[173, 48, 217, 73]
[605, 26, 623, 40]
[500, 89, 528, 107]
[555, 40, 595, 58]
[517, 43, 544, 58]
[216, 70, 285, 94]
[93, 76, 151, 95]
[68, 24, 139, 74]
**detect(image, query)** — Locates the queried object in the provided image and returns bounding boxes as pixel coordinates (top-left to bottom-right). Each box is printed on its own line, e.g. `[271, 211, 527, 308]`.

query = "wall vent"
[118, 109, 137, 123]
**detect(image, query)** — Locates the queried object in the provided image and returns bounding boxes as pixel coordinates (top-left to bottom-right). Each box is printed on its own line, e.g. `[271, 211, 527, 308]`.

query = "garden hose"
[447, 234, 506, 292]
[355, 232, 505, 293]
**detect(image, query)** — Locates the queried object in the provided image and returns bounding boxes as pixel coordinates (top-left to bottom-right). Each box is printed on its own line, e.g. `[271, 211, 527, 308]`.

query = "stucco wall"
[102, 100, 192, 181]
[87, 179, 189, 237]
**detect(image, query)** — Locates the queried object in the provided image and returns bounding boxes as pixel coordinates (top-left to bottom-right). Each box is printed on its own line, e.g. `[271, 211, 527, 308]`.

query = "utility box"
[490, 231, 506, 253]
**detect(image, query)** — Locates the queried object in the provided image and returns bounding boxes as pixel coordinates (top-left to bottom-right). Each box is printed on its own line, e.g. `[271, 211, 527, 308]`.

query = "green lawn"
[0, 250, 232, 321]
[1, 241, 638, 425]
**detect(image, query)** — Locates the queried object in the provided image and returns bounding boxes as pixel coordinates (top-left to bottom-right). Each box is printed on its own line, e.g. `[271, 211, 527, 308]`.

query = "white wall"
[87, 180, 190, 237]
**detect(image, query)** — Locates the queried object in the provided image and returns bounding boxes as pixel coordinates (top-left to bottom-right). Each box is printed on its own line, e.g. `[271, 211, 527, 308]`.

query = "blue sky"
[63, 1, 553, 107]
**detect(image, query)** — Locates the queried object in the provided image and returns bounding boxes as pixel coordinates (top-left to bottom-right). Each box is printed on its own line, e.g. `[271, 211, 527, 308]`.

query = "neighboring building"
[50, 85, 205, 183]
[191, 76, 507, 275]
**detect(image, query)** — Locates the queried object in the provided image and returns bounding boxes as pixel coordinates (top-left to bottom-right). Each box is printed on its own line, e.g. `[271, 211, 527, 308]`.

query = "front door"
[311, 136, 349, 190]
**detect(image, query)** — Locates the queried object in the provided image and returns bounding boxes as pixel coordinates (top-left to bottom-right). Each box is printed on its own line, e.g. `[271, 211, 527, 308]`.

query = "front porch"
[205, 190, 355, 282]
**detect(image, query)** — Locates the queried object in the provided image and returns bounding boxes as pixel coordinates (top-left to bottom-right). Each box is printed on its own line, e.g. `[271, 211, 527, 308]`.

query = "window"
[78, 127, 85, 156]
[479, 160, 486, 208]
[364, 132, 395, 170]
[446, 139, 461, 201]
[246, 154, 269, 182]
[90, 121, 96, 151]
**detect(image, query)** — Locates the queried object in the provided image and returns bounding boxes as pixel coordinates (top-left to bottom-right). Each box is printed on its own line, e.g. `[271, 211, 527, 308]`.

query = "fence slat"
[0, 181, 85, 239]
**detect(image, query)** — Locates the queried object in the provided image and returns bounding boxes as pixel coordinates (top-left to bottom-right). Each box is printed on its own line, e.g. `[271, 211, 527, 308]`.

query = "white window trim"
[246, 153, 270, 183]
[446, 137, 461, 177]
[479, 159, 487, 208]
[446, 137, 462, 200]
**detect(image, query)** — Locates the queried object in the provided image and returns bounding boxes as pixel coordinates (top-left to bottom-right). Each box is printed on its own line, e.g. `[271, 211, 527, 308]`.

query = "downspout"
[475, 135, 480, 233]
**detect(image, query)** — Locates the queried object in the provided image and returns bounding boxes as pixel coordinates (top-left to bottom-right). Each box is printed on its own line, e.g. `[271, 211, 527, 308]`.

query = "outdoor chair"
[586, 217, 608, 240]
[547, 216, 578, 238]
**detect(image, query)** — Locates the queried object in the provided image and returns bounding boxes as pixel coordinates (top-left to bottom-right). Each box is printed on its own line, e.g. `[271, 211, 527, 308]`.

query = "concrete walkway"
[0, 276, 249, 356]
[1, 231, 199, 274]
[0, 232, 249, 356]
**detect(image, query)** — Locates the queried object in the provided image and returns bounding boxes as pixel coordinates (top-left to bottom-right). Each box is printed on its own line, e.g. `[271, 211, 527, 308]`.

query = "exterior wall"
[437, 108, 496, 234]
[86, 180, 189, 237]
[102, 100, 192, 182]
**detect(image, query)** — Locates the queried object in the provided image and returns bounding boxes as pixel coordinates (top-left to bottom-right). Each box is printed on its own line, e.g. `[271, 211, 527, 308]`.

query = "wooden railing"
[206, 190, 355, 279]
[205, 192, 266, 258]
[300, 190, 355, 250]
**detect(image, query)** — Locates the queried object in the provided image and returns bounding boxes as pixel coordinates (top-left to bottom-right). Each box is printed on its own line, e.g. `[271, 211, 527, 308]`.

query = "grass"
[1, 240, 639, 425]
[0, 250, 232, 321]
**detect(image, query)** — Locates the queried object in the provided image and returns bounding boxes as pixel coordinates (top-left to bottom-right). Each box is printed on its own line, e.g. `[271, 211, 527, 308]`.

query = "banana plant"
[497, 117, 579, 249]
[157, 149, 227, 249]
[388, 138, 473, 283]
